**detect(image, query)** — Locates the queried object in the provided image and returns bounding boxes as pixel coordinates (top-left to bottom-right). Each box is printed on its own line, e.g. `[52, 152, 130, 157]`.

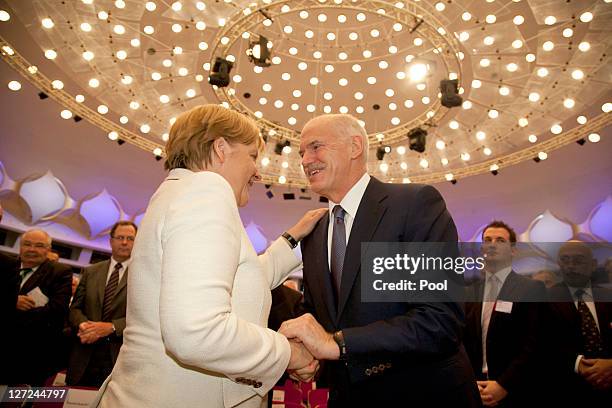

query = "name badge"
[495, 300, 513, 313]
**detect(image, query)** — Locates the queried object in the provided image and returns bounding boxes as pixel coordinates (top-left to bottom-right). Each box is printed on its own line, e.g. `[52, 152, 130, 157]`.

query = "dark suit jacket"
[464, 271, 546, 407]
[301, 177, 479, 407]
[0, 252, 20, 384]
[545, 283, 612, 406]
[11, 259, 72, 385]
[67, 260, 128, 384]
[268, 285, 304, 332]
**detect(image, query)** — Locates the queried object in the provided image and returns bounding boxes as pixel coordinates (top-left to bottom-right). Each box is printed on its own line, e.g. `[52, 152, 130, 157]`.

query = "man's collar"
[328, 173, 370, 219]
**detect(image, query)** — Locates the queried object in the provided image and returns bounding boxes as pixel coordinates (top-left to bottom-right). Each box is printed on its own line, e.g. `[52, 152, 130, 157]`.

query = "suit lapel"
[19, 261, 49, 294]
[97, 260, 111, 306]
[308, 213, 337, 324]
[336, 178, 388, 321]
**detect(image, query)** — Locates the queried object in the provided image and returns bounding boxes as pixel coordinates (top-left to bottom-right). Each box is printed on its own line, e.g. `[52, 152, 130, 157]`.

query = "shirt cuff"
[574, 355, 584, 373]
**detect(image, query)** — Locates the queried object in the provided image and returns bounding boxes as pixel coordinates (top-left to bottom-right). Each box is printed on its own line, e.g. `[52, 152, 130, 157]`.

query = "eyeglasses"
[22, 241, 49, 249]
[112, 236, 135, 242]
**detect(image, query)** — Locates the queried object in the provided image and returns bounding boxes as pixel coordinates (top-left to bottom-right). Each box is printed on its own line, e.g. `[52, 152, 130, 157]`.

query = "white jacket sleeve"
[158, 173, 290, 396]
[259, 238, 302, 290]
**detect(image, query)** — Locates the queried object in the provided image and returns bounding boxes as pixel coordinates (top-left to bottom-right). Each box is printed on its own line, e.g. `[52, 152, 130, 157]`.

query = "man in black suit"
[547, 241, 612, 406]
[464, 221, 546, 407]
[67, 221, 137, 386]
[279, 114, 480, 407]
[10, 228, 72, 385]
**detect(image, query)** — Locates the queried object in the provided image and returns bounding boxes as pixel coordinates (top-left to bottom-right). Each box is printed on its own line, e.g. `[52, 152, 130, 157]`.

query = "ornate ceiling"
[0, 0, 610, 188]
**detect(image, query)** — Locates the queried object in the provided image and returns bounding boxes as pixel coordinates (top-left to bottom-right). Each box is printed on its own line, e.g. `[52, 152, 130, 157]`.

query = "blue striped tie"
[331, 205, 346, 300]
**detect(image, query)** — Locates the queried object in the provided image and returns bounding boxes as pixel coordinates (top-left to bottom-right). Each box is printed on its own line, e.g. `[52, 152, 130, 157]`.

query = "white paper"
[27, 287, 49, 307]
[495, 300, 513, 314]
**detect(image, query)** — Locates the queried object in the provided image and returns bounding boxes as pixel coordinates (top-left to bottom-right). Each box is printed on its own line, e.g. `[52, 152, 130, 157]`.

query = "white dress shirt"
[481, 266, 512, 373]
[327, 172, 370, 270]
[106, 257, 131, 285]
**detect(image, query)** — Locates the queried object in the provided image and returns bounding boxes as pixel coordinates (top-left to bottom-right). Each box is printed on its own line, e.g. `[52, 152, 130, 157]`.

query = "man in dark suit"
[9, 228, 72, 385]
[546, 241, 612, 406]
[279, 114, 480, 407]
[67, 221, 137, 387]
[463, 221, 546, 407]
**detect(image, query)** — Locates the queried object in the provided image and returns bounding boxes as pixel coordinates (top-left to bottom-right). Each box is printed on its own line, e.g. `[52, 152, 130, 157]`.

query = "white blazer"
[93, 169, 300, 408]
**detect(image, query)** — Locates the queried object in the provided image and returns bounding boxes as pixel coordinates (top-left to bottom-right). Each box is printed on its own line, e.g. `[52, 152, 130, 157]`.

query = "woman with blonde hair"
[93, 104, 325, 407]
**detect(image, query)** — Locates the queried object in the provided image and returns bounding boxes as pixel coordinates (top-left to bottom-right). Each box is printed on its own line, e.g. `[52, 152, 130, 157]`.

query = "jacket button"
[236, 377, 244, 383]
[378, 364, 385, 371]
[365, 369, 372, 376]
[254, 381, 262, 388]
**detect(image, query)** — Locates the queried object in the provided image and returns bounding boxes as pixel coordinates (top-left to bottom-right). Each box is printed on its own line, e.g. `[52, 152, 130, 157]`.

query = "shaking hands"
[281, 313, 341, 382]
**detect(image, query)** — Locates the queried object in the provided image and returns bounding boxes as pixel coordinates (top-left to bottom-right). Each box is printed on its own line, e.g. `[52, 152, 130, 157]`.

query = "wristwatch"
[333, 330, 347, 360]
[281, 232, 299, 249]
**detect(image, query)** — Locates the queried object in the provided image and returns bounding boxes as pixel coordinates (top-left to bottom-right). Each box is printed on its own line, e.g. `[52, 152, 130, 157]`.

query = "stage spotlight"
[376, 145, 391, 160]
[319, 196, 329, 203]
[440, 79, 463, 108]
[299, 188, 312, 200]
[73, 115, 82, 122]
[533, 157, 541, 163]
[283, 193, 295, 200]
[117, 139, 125, 146]
[155, 155, 162, 161]
[247, 35, 272, 67]
[450, 179, 457, 185]
[38, 92, 49, 100]
[266, 190, 274, 199]
[274, 140, 290, 155]
[408, 127, 427, 153]
[576, 138, 586, 146]
[208, 57, 233, 87]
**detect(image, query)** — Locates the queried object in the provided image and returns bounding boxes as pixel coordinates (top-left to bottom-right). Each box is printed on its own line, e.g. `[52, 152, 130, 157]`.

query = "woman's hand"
[286, 208, 328, 242]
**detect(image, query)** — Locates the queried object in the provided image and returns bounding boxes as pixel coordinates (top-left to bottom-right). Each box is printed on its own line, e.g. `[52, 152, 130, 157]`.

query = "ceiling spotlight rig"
[407, 127, 428, 153]
[440, 79, 463, 108]
[376, 145, 391, 160]
[208, 57, 233, 88]
[247, 35, 272, 67]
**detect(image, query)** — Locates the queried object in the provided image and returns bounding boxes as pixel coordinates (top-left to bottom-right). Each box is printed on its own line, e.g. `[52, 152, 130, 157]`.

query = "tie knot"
[114, 263, 123, 271]
[333, 205, 345, 222]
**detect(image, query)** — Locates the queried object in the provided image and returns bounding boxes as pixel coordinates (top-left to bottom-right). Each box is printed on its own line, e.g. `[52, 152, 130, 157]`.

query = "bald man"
[8, 229, 72, 385]
[546, 241, 612, 406]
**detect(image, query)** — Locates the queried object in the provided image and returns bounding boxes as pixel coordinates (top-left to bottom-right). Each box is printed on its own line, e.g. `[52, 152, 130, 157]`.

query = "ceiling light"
[44, 49, 57, 60]
[506, 63, 518, 72]
[571, 69, 584, 80]
[579, 12, 593, 23]
[404, 99, 414, 108]
[41, 18, 54, 29]
[171, 1, 182, 11]
[562, 28, 573, 38]
[413, 38, 423, 46]
[472, 79, 482, 89]
[422, 96, 430, 104]
[98, 11, 108, 20]
[186, 89, 196, 98]
[462, 12, 471, 21]
[462, 101, 472, 109]
[419, 159, 429, 169]
[537, 68, 549, 77]
[0, 10, 10, 21]
[114, 24, 125, 35]
[513, 15, 524, 25]
[550, 124, 562, 134]
[305, 30, 314, 38]
[476, 131, 486, 140]
[518, 118, 529, 127]
[408, 63, 428, 81]
[97, 105, 109, 114]
[512, 40, 523, 49]
[367, 77, 376, 85]
[60, 110, 72, 119]
[116, 50, 127, 59]
[486, 14, 496, 24]
[544, 16, 557, 25]
[563, 98, 575, 109]
[121, 75, 133, 85]
[578, 42, 590, 52]
[363, 50, 372, 58]
[588, 133, 600, 143]
[318, 13, 327, 22]
[528, 134, 538, 143]
[488, 109, 499, 119]
[480, 58, 490, 67]
[144, 25, 154, 34]
[140, 124, 151, 134]
[499, 86, 510, 96]
[459, 32, 469, 42]
[538, 152, 548, 161]
[526, 53, 536, 62]
[543, 41, 554, 51]
[461, 152, 470, 161]
[528, 92, 541, 102]
[484, 36, 494, 45]
[145, 2, 156, 11]
[602, 102, 612, 113]
[436, 140, 446, 150]
[129, 101, 139, 109]
[7, 80, 21, 91]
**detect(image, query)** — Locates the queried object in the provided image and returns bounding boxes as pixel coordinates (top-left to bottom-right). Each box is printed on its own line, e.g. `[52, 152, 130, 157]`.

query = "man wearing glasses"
[10, 228, 72, 385]
[67, 221, 137, 387]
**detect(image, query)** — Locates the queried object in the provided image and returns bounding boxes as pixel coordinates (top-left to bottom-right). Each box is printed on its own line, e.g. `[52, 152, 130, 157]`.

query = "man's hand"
[288, 350, 320, 383]
[288, 340, 314, 371]
[77, 321, 114, 344]
[477, 380, 508, 407]
[16, 295, 36, 311]
[279, 313, 339, 360]
[581, 358, 612, 390]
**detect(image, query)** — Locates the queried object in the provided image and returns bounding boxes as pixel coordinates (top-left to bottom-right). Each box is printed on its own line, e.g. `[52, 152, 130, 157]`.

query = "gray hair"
[21, 229, 52, 247]
[302, 114, 369, 162]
